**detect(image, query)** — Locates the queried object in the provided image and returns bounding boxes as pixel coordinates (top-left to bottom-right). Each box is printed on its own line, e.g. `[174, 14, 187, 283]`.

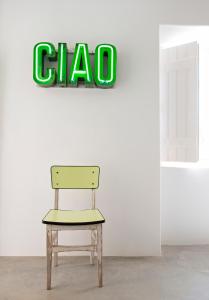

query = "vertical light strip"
[57, 43, 67, 86]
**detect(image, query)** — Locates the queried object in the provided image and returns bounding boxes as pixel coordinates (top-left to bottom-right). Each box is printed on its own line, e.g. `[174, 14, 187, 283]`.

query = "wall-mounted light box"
[33, 42, 117, 88]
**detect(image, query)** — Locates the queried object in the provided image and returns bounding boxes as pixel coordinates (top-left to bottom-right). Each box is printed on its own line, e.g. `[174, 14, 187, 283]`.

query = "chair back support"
[51, 166, 100, 189]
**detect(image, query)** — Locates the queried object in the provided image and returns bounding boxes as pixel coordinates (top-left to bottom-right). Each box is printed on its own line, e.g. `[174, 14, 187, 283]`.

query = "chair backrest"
[51, 166, 100, 189]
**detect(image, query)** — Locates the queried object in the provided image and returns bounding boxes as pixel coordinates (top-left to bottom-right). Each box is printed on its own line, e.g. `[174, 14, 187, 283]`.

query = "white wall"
[1, 0, 209, 256]
[161, 166, 209, 244]
[0, 0, 161, 256]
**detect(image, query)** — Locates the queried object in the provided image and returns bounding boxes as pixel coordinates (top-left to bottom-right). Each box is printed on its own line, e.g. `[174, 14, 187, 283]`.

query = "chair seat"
[42, 209, 105, 225]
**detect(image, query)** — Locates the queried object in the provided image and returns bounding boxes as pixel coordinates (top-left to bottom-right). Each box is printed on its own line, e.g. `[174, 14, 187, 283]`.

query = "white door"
[160, 42, 199, 162]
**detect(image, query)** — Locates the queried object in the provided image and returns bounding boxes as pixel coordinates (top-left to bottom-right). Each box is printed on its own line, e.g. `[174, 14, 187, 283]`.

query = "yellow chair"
[42, 166, 105, 289]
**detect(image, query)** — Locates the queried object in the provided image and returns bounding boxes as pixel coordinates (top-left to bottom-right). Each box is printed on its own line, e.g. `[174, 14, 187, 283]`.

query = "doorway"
[160, 25, 209, 245]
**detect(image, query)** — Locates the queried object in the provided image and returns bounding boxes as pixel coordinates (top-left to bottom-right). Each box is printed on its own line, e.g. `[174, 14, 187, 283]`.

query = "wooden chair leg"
[90, 229, 96, 265]
[46, 227, 52, 290]
[97, 224, 103, 287]
[54, 230, 58, 267]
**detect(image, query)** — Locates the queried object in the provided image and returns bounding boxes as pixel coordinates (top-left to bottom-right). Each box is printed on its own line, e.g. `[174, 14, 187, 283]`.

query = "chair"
[42, 166, 105, 290]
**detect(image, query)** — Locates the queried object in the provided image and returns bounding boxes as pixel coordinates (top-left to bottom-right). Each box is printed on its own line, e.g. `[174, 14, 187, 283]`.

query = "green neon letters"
[69, 43, 93, 86]
[33, 42, 56, 86]
[33, 42, 117, 88]
[95, 44, 117, 87]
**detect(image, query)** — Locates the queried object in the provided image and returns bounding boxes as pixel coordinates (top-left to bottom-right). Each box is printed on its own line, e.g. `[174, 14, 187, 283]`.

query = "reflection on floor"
[1, 246, 209, 300]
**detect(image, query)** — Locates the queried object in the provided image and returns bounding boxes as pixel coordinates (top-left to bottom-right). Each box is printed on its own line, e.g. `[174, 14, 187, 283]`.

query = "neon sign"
[33, 42, 117, 88]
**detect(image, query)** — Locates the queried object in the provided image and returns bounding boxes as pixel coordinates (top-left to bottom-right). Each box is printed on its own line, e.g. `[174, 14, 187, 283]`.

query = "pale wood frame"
[46, 188, 103, 290]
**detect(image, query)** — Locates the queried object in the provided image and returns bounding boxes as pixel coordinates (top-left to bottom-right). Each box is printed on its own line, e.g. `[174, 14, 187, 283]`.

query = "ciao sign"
[33, 42, 117, 88]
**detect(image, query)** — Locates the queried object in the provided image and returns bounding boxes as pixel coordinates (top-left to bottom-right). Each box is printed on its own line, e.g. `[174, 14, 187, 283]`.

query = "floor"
[1, 246, 209, 300]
